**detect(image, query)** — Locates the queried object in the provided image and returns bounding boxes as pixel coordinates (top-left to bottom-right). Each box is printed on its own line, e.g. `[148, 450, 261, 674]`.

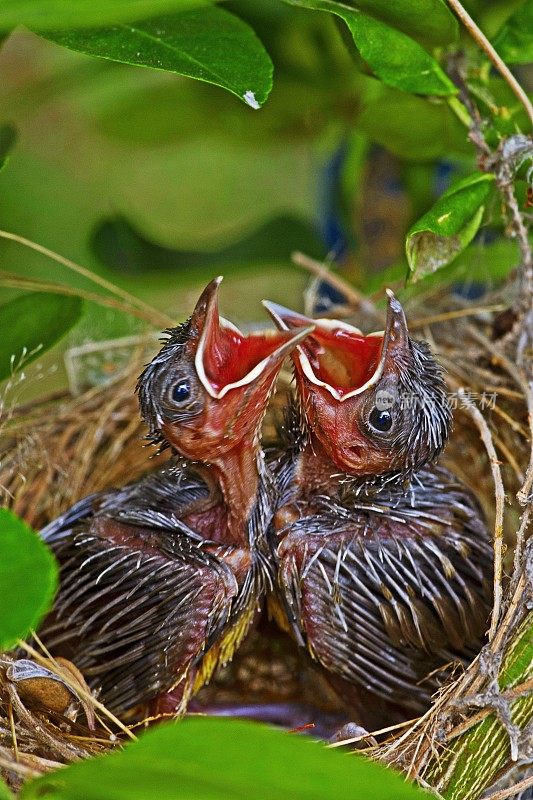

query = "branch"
[0, 230, 174, 329]
[456, 389, 505, 640]
[446, 0, 533, 129]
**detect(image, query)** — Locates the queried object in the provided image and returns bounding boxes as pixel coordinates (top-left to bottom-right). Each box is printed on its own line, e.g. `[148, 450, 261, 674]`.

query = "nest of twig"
[0, 276, 531, 799]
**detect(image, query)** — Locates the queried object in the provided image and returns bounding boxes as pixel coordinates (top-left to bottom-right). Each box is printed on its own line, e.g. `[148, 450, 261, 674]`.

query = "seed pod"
[7, 659, 75, 715]
[6, 657, 95, 728]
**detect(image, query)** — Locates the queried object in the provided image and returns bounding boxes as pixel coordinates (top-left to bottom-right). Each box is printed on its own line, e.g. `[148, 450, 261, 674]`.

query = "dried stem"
[456, 389, 505, 639]
[0, 229, 174, 329]
[18, 639, 136, 743]
[291, 251, 380, 319]
[0, 751, 41, 779]
[5, 683, 84, 762]
[327, 717, 418, 749]
[446, 0, 533, 128]
[8, 702, 17, 763]
[481, 774, 533, 800]
[0, 271, 170, 328]
[410, 305, 506, 329]
[513, 505, 531, 586]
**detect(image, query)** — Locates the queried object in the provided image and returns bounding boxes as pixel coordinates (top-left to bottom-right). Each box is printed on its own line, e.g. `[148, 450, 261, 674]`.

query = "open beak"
[194, 279, 314, 399]
[262, 291, 410, 401]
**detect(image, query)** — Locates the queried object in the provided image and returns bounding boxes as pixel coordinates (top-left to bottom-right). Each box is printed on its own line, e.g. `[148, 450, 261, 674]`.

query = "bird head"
[138, 278, 314, 463]
[263, 291, 451, 480]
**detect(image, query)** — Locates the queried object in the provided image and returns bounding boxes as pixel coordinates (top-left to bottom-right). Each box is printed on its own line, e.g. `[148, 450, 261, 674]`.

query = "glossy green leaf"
[0, 124, 17, 172]
[91, 214, 324, 275]
[492, 1, 533, 65]
[406, 173, 496, 281]
[0, 509, 58, 651]
[284, 0, 455, 96]
[285, 0, 457, 48]
[0, 0, 211, 30]
[23, 718, 426, 800]
[363, 240, 518, 299]
[40, 7, 273, 108]
[0, 292, 83, 381]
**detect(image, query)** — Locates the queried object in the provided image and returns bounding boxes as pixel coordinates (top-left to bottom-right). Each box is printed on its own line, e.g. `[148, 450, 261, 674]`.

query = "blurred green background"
[0, 0, 530, 399]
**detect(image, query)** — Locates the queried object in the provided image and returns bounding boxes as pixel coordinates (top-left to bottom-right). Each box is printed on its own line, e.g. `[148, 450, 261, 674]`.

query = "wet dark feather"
[274, 465, 492, 712]
[41, 508, 235, 712]
[40, 455, 276, 714]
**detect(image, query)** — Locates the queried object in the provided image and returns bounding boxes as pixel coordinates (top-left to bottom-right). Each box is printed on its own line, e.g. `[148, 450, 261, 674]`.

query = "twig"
[0, 752, 40, 779]
[491, 433, 525, 484]
[5, 683, 84, 762]
[445, 0, 533, 128]
[0, 745, 62, 777]
[447, 679, 533, 741]
[327, 717, 418, 748]
[7, 702, 17, 763]
[513, 506, 531, 585]
[488, 567, 527, 657]
[410, 305, 506, 329]
[457, 389, 505, 640]
[18, 638, 137, 743]
[0, 229, 175, 329]
[495, 140, 533, 306]
[481, 774, 533, 800]
[0, 271, 170, 329]
[291, 251, 379, 319]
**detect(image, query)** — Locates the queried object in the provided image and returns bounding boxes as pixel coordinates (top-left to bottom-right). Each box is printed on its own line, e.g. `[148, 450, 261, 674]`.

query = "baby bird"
[40, 278, 312, 718]
[264, 293, 493, 719]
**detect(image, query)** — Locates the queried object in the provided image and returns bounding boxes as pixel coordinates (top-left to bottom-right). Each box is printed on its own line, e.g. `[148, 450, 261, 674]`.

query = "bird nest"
[0, 277, 531, 799]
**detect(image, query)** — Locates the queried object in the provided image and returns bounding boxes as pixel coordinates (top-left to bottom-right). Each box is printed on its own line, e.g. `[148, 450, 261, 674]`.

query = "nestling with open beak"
[264, 293, 493, 721]
[40, 278, 313, 719]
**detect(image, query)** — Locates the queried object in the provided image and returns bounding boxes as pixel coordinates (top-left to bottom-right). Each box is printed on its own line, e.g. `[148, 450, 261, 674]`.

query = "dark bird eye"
[172, 381, 191, 403]
[369, 407, 393, 433]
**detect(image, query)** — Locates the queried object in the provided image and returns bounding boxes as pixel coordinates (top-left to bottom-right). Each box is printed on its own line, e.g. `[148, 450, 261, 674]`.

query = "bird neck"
[295, 437, 344, 498]
[208, 437, 260, 546]
[294, 433, 411, 500]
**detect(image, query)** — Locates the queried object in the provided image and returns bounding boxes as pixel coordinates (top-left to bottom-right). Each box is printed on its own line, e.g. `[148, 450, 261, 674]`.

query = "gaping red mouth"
[301, 327, 383, 397]
[262, 297, 411, 402]
[202, 325, 296, 393]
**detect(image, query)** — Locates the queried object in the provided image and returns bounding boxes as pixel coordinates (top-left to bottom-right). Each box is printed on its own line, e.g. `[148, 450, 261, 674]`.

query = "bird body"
[41, 461, 262, 716]
[265, 295, 493, 717]
[37, 284, 492, 726]
[39, 279, 313, 718]
[272, 446, 491, 713]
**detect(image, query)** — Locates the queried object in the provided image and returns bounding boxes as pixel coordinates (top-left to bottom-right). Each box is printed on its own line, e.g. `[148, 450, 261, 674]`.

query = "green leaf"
[0, 780, 14, 800]
[0, 779, 14, 800]
[40, 7, 273, 108]
[362, 239, 517, 300]
[0, 123, 17, 172]
[22, 718, 427, 800]
[285, 1, 456, 96]
[0, 0, 211, 30]
[0, 509, 58, 651]
[424, 612, 533, 800]
[492, 1, 533, 65]
[406, 173, 496, 281]
[499, 615, 533, 688]
[286, 0, 457, 48]
[0, 292, 83, 381]
[90, 214, 324, 275]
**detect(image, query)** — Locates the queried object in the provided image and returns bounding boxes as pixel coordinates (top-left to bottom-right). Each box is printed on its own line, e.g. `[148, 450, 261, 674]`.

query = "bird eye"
[172, 381, 191, 403]
[369, 407, 393, 433]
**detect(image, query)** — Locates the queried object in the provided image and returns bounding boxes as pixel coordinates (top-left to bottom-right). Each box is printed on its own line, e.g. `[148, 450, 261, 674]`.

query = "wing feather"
[276, 466, 492, 711]
[40, 520, 237, 714]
